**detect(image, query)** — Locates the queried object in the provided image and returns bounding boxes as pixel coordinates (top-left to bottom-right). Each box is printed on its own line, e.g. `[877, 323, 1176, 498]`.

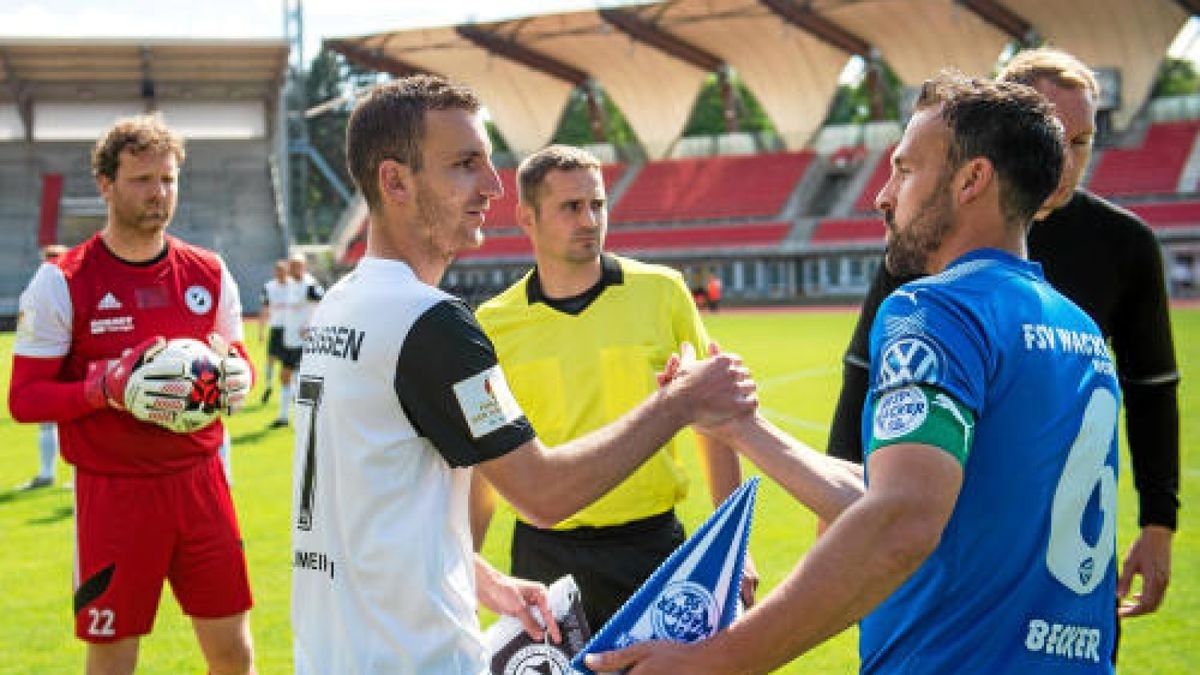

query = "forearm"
[697, 433, 744, 506]
[8, 356, 96, 423]
[726, 415, 865, 522]
[1123, 381, 1180, 529]
[469, 472, 498, 552]
[488, 389, 688, 527]
[699, 493, 935, 673]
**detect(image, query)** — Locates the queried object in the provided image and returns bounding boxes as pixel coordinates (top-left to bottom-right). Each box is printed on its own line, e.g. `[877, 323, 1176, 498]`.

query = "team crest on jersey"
[184, 286, 213, 315]
[502, 644, 570, 675]
[874, 385, 929, 440]
[877, 335, 943, 389]
[650, 580, 718, 643]
[453, 365, 523, 439]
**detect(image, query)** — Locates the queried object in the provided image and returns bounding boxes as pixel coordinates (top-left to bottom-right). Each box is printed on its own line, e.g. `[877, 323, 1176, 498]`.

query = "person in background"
[16, 243, 69, 491]
[825, 47, 1181, 630]
[472, 145, 756, 632]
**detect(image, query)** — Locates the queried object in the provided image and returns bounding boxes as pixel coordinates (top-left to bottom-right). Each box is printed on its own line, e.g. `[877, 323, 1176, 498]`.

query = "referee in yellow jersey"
[471, 145, 757, 630]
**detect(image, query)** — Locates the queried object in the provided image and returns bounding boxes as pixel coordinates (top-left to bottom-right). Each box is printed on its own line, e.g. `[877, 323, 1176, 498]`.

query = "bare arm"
[479, 353, 756, 528]
[713, 414, 865, 524]
[469, 471, 498, 552]
[586, 442, 961, 674]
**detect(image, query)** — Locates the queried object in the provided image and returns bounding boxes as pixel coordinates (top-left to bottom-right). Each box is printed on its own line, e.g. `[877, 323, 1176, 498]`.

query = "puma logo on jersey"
[97, 292, 123, 310]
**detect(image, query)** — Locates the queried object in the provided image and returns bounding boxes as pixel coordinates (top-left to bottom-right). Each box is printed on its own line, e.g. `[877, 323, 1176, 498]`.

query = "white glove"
[125, 347, 219, 433]
[209, 333, 252, 414]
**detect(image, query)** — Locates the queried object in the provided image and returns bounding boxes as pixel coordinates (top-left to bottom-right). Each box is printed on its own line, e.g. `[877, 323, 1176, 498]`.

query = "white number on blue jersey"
[1045, 387, 1118, 595]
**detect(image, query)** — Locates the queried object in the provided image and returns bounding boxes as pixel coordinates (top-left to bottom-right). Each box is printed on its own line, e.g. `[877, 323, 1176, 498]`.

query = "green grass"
[0, 307, 1196, 673]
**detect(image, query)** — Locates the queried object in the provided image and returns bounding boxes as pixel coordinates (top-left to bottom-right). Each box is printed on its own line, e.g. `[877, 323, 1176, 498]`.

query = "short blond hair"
[999, 47, 1100, 98]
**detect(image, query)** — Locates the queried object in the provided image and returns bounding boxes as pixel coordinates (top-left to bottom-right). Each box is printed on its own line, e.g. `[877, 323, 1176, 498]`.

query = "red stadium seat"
[1087, 121, 1200, 197]
[852, 146, 895, 214]
[1125, 200, 1200, 230]
[611, 153, 813, 224]
[811, 217, 884, 244]
[456, 222, 792, 259]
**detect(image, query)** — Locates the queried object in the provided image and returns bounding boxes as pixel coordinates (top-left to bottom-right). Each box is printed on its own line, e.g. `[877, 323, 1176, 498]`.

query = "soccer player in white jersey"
[257, 259, 288, 404]
[588, 74, 1119, 674]
[270, 253, 323, 428]
[289, 75, 757, 674]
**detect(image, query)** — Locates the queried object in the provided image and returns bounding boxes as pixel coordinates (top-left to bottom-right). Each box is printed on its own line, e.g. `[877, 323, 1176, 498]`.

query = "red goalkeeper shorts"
[72, 454, 253, 642]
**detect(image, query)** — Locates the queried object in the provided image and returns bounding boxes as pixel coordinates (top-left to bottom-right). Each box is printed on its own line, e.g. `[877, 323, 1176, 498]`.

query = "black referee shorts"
[511, 510, 684, 632]
[267, 327, 286, 360]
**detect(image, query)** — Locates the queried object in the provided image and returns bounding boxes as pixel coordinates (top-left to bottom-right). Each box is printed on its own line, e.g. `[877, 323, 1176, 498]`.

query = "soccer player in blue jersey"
[587, 72, 1120, 674]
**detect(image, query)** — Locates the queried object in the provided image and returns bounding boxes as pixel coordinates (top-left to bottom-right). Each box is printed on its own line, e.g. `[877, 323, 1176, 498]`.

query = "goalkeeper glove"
[83, 336, 166, 410]
[208, 333, 252, 414]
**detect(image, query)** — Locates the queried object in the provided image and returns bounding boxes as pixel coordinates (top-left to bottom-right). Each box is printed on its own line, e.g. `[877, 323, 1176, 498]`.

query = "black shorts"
[266, 327, 286, 360]
[511, 510, 684, 631]
[278, 345, 302, 370]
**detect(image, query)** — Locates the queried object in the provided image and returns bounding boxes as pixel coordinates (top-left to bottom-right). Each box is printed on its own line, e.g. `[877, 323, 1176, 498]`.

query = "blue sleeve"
[865, 283, 992, 435]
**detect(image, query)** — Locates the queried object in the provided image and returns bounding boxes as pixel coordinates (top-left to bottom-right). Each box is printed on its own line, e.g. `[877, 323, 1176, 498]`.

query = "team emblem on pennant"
[571, 477, 759, 674]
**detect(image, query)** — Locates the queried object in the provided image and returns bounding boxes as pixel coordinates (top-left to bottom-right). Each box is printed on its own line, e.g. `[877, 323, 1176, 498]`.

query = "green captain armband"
[867, 384, 975, 466]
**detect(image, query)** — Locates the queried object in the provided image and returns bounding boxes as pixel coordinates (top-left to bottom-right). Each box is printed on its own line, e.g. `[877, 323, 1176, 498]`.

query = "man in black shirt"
[828, 48, 1179, 621]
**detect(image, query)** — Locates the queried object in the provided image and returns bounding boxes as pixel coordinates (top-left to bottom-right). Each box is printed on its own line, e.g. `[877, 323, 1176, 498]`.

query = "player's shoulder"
[476, 271, 533, 315]
[614, 254, 682, 283]
[167, 235, 225, 270]
[1070, 190, 1156, 240]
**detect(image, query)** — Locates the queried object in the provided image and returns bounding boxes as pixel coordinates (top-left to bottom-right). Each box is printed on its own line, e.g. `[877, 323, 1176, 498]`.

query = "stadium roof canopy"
[327, 0, 1193, 159]
[0, 38, 290, 140]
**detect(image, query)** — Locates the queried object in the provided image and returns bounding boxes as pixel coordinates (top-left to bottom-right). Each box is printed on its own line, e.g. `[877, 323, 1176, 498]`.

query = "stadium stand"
[1088, 121, 1200, 197]
[0, 39, 289, 316]
[1126, 200, 1200, 231]
[456, 222, 792, 260]
[609, 152, 814, 224]
[851, 146, 895, 214]
[810, 217, 885, 245]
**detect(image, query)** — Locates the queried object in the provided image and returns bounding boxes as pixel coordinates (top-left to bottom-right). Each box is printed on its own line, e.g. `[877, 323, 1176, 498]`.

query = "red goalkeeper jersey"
[12, 234, 245, 475]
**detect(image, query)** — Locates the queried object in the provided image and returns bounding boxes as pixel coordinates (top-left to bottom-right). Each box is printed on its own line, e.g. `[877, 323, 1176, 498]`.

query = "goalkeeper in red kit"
[8, 115, 257, 675]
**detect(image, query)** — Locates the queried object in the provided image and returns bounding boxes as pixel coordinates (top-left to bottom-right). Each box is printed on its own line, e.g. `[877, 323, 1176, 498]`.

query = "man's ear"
[378, 159, 414, 207]
[515, 201, 536, 234]
[96, 175, 113, 201]
[955, 157, 994, 206]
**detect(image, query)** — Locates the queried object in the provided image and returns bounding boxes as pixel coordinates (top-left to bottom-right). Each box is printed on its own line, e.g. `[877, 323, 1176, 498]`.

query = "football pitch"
[0, 306, 1196, 673]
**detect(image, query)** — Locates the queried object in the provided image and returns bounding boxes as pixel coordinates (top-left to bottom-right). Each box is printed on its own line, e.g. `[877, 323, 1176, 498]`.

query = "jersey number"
[1045, 387, 1118, 595]
[295, 376, 324, 531]
[87, 608, 115, 637]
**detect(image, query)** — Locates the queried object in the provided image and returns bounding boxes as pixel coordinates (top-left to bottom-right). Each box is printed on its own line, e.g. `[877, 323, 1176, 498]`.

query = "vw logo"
[877, 336, 942, 388]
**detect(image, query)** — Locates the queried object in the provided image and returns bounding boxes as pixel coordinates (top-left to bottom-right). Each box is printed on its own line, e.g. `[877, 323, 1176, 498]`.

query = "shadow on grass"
[28, 505, 73, 526]
[233, 425, 289, 445]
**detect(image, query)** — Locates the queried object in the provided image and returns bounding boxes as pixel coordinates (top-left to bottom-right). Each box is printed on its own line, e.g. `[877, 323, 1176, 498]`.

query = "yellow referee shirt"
[476, 254, 710, 529]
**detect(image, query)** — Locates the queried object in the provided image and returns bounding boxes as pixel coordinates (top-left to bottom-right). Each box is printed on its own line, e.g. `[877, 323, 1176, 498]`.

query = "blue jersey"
[860, 249, 1119, 674]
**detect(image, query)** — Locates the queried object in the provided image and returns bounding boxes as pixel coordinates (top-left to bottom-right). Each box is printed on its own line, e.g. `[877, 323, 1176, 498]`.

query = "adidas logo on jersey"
[97, 292, 123, 311]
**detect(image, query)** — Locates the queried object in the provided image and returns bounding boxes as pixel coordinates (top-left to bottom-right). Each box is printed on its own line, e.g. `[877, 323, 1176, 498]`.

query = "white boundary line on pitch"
[760, 407, 829, 432]
[758, 365, 839, 390]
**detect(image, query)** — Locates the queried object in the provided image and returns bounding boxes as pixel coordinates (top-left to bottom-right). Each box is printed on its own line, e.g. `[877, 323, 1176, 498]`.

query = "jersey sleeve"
[13, 263, 73, 358]
[1111, 215, 1181, 529]
[213, 258, 245, 344]
[864, 284, 989, 460]
[828, 263, 920, 463]
[395, 299, 535, 468]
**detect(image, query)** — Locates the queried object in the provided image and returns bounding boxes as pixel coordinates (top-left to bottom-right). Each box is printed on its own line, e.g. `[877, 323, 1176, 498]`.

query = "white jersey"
[260, 278, 288, 328]
[282, 274, 323, 348]
[291, 257, 532, 675]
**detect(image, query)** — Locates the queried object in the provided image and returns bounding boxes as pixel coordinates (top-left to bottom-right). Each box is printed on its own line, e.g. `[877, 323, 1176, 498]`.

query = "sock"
[264, 360, 275, 388]
[278, 383, 293, 422]
[38, 423, 57, 479]
[219, 428, 233, 483]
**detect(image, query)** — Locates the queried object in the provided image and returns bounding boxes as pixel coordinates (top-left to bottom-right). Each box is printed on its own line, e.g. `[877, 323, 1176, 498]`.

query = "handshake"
[84, 334, 253, 434]
[657, 341, 759, 433]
